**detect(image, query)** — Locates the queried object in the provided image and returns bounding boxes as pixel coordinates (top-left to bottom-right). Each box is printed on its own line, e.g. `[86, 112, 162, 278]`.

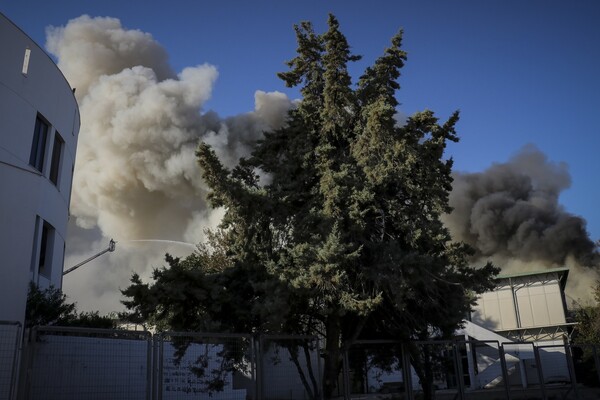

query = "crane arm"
[62, 239, 116, 275]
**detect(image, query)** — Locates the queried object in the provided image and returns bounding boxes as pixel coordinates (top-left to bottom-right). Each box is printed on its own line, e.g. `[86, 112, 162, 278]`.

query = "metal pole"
[401, 342, 414, 400]
[157, 334, 164, 400]
[532, 344, 547, 400]
[498, 344, 512, 400]
[342, 350, 351, 400]
[250, 335, 257, 400]
[564, 340, 579, 400]
[8, 322, 21, 400]
[257, 334, 263, 400]
[146, 333, 152, 400]
[453, 342, 465, 400]
[316, 337, 324, 400]
[594, 345, 600, 386]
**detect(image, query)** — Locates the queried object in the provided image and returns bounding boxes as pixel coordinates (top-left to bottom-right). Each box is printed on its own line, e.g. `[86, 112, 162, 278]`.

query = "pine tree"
[123, 14, 497, 399]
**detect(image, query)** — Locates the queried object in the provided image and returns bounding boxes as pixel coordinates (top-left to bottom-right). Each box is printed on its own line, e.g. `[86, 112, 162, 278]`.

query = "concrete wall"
[0, 13, 80, 324]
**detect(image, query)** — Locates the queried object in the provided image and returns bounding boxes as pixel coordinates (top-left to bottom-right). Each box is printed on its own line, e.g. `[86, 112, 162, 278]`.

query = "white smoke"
[48, 15, 292, 313]
[46, 15, 174, 98]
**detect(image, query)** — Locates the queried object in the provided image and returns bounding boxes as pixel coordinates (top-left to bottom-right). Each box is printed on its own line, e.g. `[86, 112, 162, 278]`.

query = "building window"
[49, 132, 64, 186]
[29, 116, 49, 172]
[38, 221, 55, 278]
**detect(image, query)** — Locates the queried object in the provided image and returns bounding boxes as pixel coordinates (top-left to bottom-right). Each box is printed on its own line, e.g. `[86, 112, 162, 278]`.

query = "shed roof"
[496, 267, 569, 290]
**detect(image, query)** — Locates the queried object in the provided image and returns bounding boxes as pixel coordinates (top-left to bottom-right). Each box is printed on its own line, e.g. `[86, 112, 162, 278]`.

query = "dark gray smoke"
[444, 145, 599, 299]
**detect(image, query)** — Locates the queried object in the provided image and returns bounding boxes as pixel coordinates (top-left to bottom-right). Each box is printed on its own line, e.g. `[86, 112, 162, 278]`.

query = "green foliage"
[122, 14, 498, 398]
[571, 282, 600, 387]
[573, 283, 600, 345]
[25, 283, 115, 329]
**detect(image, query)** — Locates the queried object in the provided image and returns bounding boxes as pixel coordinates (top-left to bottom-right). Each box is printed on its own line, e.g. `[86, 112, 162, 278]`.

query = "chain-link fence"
[155, 332, 254, 400]
[258, 335, 322, 400]
[0, 321, 21, 400]
[342, 340, 406, 398]
[23, 326, 152, 400]
[340, 340, 600, 400]
[12, 325, 600, 400]
[454, 339, 511, 400]
[538, 342, 600, 400]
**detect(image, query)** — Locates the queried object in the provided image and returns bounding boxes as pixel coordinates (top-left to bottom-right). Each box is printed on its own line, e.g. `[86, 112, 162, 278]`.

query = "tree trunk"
[287, 342, 319, 400]
[323, 314, 342, 399]
[409, 342, 436, 400]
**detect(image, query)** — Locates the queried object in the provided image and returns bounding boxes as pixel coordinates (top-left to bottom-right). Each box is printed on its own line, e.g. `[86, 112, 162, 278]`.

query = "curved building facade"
[0, 13, 80, 324]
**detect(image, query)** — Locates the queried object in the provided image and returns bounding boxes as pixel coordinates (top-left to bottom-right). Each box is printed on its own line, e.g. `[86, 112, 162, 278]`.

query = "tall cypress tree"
[123, 14, 497, 399]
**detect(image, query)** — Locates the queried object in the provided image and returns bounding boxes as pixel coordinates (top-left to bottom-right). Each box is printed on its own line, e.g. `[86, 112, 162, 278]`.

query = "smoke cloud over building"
[49, 16, 597, 312]
[444, 145, 600, 300]
[48, 16, 292, 312]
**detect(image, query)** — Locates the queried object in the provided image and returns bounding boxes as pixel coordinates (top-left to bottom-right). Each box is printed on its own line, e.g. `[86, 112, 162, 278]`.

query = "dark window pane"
[29, 116, 48, 172]
[49, 133, 64, 185]
[38, 221, 54, 278]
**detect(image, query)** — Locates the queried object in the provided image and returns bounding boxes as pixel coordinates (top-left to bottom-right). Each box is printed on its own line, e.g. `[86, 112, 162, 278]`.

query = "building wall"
[471, 272, 567, 331]
[0, 13, 80, 325]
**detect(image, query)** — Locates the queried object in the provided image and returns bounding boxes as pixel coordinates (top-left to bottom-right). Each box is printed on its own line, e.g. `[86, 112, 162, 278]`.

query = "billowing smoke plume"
[48, 16, 598, 312]
[46, 16, 292, 312]
[445, 145, 599, 300]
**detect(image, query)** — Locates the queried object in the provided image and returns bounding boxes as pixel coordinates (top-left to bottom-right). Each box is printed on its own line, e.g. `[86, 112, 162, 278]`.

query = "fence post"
[145, 332, 152, 400]
[498, 344, 512, 400]
[10, 322, 21, 400]
[401, 342, 413, 400]
[532, 344, 547, 400]
[453, 341, 465, 400]
[341, 349, 351, 400]
[256, 334, 263, 400]
[249, 334, 256, 400]
[157, 333, 164, 400]
[594, 345, 600, 386]
[464, 340, 476, 391]
[22, 327, 38, 400]
[317, 337, 324, 400]
[564, 339, 579, 400]
[150, 335, 158, 400]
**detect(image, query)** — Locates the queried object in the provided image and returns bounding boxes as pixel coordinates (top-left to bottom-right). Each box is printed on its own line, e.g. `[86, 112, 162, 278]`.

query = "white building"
[470, 268, 572, 342]
[365, 268, 575, 393]
[460, 268, 574, 389]
[0, 13, 80, 325]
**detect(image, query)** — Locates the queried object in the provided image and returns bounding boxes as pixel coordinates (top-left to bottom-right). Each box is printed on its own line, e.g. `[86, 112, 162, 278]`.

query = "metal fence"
[342, 340, 600, 400]
[6, 325, 600, 400]
[258, 335, 322, 400]
[155, 332, 254, 400]
[342, 340, 406, 398]
[0, 321, 21, 400]
[23, 326, 152, 400]
[341, 340, 511, 400]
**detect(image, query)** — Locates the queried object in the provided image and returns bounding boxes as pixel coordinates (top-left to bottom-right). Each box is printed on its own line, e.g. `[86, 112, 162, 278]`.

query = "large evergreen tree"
[123, 15, 497, 399]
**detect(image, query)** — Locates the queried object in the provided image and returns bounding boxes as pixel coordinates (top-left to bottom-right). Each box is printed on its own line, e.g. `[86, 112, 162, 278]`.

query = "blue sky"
[3, 0, 599, 241]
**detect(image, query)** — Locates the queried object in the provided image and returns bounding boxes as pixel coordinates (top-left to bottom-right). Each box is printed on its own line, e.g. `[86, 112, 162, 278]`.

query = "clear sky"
[3, 0, 599, 240]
